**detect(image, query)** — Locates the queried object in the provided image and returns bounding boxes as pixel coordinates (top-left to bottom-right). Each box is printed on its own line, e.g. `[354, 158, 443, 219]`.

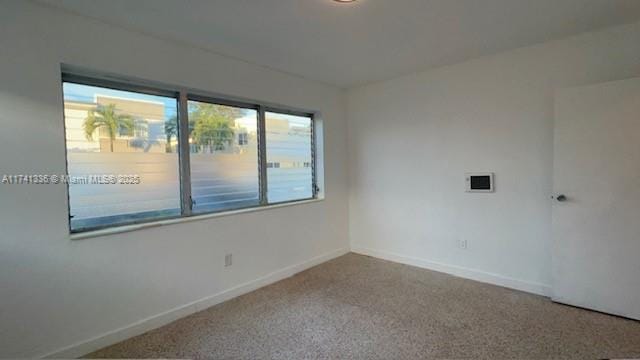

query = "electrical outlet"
[225, 253, 232, 267]
[459, 239, 468, 250]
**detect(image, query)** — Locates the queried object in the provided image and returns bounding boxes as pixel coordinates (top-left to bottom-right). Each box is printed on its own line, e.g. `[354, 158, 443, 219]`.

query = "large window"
[62, 73, 318, 233]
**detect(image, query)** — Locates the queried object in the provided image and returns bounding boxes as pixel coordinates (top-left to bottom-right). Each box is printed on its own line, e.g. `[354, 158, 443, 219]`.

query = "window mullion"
[258, 105, 268, 205]
[178, 91, 193, 216]
[310, 114, 318, 198]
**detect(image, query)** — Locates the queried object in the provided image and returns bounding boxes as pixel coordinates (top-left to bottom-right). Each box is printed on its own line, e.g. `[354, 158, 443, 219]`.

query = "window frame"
[184, 96, 260, 214]
[61, 69, 319, 234]
[263, 109, 316, 205]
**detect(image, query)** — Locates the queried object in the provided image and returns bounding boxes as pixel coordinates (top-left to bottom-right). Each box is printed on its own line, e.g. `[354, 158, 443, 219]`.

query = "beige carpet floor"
[86, 253, 640, 359]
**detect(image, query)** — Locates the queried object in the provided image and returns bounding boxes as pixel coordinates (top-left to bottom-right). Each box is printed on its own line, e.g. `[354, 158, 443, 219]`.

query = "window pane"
[63, 82, 181, 231]
[265, 111, 313, 203]
[188, 100, 259, 213]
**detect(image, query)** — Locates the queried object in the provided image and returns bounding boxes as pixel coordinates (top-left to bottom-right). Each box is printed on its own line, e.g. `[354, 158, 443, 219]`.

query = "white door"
[552, 77, 640, 320]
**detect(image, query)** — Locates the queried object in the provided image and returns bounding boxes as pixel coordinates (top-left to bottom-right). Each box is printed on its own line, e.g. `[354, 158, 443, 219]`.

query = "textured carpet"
[86, 253, 640, 359]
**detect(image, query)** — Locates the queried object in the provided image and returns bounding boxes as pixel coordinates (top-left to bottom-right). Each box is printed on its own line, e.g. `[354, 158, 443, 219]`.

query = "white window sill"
[70, 198, 323, 241]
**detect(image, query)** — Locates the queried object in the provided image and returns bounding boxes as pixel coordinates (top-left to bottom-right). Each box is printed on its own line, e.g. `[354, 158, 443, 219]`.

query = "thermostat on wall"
[465, 172, 494, 193]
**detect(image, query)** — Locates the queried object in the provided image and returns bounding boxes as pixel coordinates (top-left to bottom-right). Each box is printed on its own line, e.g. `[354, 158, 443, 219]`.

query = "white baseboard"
[351, 246, 551, 297]
[41, 247, 350, 359]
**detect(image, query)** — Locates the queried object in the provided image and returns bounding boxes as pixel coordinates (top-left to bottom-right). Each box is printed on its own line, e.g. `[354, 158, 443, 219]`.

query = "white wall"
[0, 1, 348, 357]
[347, 21, 640, 295]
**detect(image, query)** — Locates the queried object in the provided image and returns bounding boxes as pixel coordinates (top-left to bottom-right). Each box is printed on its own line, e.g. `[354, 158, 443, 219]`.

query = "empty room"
[2, 0, 640, 359]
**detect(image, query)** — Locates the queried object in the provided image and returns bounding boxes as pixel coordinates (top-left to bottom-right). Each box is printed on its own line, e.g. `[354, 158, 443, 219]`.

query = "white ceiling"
[40, 0, 640, 88]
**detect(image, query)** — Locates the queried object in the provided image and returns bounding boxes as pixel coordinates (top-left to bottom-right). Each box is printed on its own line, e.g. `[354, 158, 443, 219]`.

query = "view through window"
[62, 76, 317, 232]
[63, 82, 181, 231]
[188, 100, 260, 213]
[265, 111, 314, 203]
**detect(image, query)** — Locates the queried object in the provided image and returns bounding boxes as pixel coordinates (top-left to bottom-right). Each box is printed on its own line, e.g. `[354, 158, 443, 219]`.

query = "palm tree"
[164, 116, 178, 153]
[164, 116, 195, 153]
[84, 104, 135, 152]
